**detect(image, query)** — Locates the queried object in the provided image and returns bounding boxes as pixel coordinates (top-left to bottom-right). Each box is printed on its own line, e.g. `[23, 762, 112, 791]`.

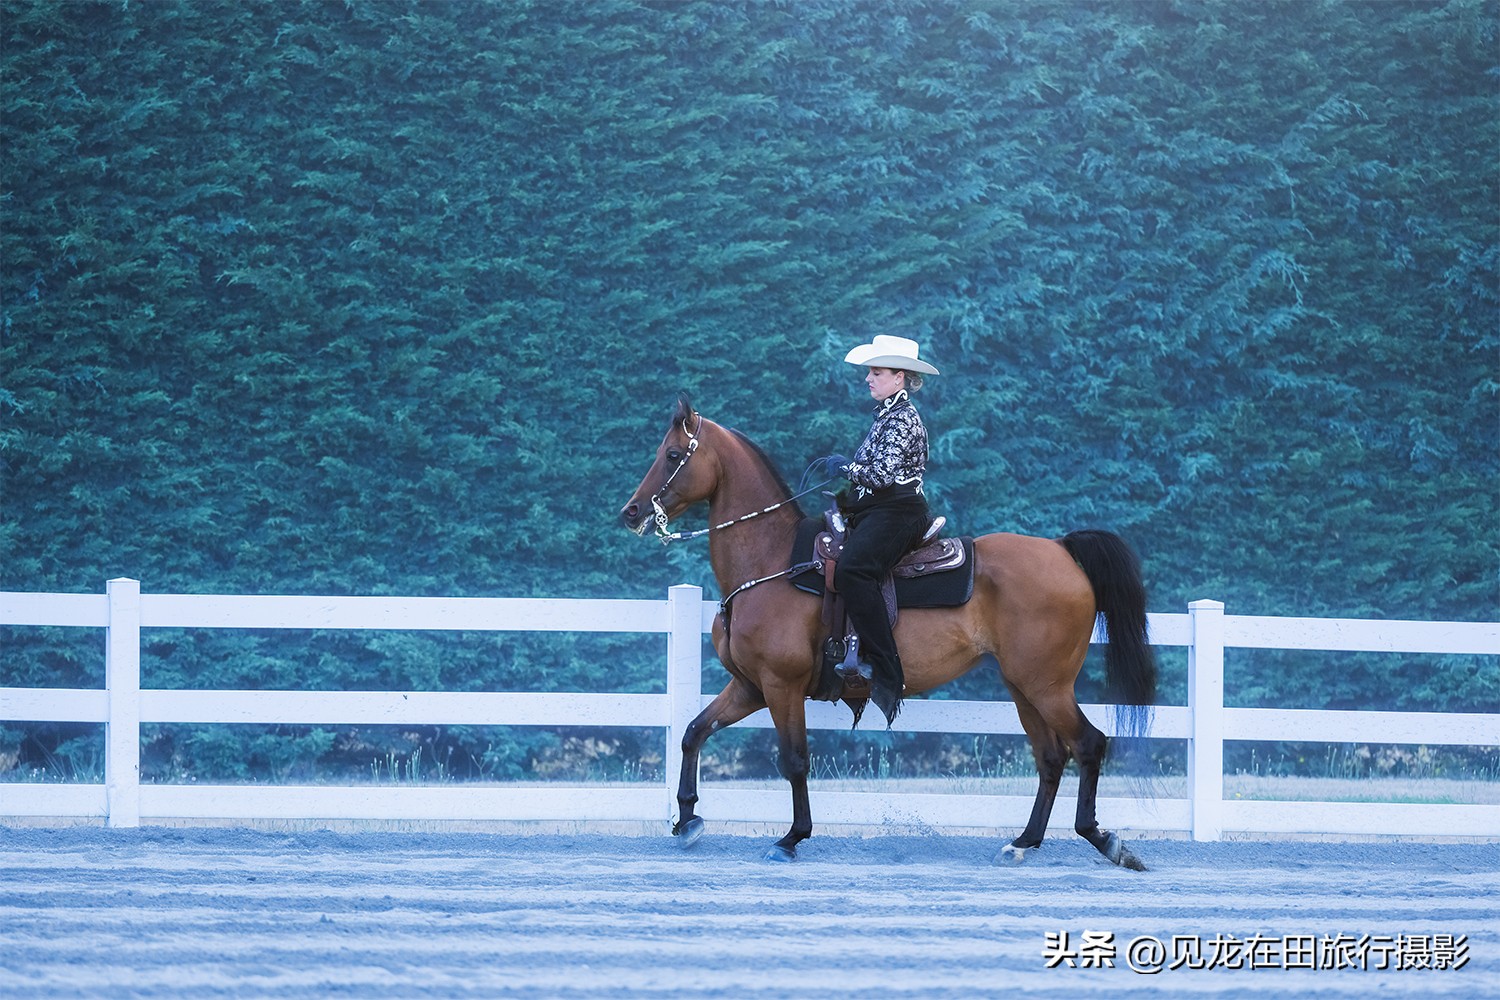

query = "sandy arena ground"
[2, 823, 1496, 999]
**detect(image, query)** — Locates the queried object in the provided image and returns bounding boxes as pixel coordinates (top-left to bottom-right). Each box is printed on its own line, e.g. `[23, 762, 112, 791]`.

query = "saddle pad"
[788, 516, 976, 609]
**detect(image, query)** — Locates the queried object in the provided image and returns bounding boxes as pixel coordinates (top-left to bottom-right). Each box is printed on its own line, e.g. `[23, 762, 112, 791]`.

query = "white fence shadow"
[2, 580, 1497, 840]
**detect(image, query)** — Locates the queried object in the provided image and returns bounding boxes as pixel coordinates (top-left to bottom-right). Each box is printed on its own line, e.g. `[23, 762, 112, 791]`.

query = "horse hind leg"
[1000, 686, 1147, 871]
[675, 679, 764, 848]
[1071, 714, 1148, 871]
[997, 683, 1069, 865]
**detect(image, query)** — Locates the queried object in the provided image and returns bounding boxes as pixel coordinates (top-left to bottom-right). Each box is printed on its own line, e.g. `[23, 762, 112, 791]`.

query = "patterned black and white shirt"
[846, 389, 928, 501]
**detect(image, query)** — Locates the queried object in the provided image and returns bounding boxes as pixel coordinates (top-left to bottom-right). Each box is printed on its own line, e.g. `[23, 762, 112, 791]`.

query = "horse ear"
[674, 391, 696, 425]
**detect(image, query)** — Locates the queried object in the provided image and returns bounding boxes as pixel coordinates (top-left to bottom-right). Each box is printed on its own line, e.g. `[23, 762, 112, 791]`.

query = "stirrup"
[921, 516, 946, 545]
[834, 634, 871, 682]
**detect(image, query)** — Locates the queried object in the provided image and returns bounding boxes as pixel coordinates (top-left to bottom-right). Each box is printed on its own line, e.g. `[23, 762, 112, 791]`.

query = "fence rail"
[2, 579, 1497, 840]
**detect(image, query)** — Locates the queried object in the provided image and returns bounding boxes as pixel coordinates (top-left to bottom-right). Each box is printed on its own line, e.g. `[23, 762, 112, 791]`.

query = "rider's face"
[866, 366, 906, 400]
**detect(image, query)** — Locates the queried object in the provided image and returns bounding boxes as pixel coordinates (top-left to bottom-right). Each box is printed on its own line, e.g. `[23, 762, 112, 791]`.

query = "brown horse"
[620, 394, 1157, 869]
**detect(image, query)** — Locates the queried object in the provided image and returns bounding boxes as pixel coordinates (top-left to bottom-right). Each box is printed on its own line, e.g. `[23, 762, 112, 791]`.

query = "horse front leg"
[763, 685, 812, 862]
[675, 679, 764, 848]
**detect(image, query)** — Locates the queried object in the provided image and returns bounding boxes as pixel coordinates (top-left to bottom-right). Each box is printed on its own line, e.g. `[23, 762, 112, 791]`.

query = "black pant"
[834, 493, 929, 695]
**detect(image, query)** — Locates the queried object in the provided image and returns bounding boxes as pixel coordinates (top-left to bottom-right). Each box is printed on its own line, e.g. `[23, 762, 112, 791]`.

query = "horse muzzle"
[620, 500, 651, 536]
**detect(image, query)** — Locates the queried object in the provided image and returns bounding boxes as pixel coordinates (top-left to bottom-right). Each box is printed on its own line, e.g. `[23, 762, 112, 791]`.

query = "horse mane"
[726, 427, 803, 518]
[669, 392, 803, 517]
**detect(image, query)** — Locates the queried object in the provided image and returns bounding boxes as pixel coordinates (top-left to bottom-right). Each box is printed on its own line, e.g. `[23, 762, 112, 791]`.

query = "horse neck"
[702, 423, 801, 591]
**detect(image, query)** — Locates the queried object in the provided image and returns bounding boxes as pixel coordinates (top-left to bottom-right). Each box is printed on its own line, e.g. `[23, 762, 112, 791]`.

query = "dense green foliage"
[3, 0, 1496, 781]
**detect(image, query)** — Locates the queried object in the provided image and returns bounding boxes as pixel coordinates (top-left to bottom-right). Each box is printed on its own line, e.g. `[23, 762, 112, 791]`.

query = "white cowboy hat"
[843, 334, 940, 375]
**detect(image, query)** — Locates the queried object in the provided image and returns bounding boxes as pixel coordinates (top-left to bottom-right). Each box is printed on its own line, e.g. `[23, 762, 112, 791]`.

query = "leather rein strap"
[651, 415, 833, 544]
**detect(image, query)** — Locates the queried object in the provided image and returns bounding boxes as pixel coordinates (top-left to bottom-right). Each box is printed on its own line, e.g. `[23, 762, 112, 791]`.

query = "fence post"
[1187, 599, 1225, 841]
[665, 584, 704, 823]
[105, 578, 142, 828]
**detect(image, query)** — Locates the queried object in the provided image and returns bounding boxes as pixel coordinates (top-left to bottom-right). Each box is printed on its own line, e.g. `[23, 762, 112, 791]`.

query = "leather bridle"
[648, 412, 702, 540]
[648, 413, 833, 544]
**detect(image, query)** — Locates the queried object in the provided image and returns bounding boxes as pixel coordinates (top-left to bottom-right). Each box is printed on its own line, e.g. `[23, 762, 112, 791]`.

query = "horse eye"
[667, 449, 682, 463]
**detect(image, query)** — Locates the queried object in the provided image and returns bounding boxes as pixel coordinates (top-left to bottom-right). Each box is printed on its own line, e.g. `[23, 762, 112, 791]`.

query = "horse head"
[619, 393, 718, 537]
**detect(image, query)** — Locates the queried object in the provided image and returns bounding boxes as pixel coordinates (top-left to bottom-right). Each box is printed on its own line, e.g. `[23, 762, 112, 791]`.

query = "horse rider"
[832, 334, 940, 726]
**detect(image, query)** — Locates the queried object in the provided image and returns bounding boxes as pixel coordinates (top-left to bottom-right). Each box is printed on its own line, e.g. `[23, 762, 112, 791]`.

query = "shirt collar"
[876, 388, 910, 415]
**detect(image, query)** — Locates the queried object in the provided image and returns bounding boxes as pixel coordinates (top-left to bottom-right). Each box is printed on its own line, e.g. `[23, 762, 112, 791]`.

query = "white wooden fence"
[2, 579, 1497, 840]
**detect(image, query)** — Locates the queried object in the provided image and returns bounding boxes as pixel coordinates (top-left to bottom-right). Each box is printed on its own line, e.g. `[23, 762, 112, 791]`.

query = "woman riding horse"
[833, 334, 942, 727]
[619, 389, 1156, 869]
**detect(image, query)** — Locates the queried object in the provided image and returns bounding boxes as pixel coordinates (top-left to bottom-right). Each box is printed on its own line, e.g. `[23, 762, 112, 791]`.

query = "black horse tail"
[1061, 529, 1158, 740]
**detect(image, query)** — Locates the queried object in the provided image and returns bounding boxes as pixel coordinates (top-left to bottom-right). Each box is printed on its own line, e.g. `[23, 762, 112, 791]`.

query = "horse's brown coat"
[621, 396, 1155, 867]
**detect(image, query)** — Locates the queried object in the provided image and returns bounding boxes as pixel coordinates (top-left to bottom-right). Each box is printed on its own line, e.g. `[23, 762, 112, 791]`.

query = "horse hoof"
[678, 815, 705, 851]
[1104, 831, 1147, 872]
[674, 816, 705, 849]
[995, 843, 1029, 865]
[764, 844, 796, 863]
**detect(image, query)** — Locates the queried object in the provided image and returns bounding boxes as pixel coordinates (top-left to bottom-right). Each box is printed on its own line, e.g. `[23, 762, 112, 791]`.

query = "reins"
[716, 558, 821, 618]
[651, 414, 834, 543]
[655, 479, 834, 543]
